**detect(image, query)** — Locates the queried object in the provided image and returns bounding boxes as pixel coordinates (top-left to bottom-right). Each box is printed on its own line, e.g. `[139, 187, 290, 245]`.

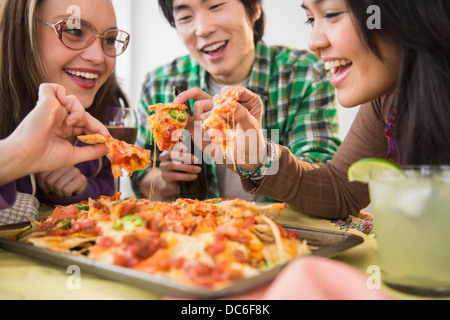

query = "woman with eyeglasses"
[0, 0, 130, 207]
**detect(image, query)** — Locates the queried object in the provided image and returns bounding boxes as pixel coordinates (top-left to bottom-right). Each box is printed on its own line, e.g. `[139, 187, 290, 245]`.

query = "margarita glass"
[368, 166, 450, 297]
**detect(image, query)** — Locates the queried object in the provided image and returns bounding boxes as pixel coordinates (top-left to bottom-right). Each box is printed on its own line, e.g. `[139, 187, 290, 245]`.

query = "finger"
[34, 84, 67, 130]
[233, 104, 260, 131]
[36, 172, 51, 194]
[41, 170, 66, 196]
[52, 169, 80, 195]
[173, 87, 212, 105]
[194, 99, 215, 114]
[187, 112, 210, 137]
[160, 161, 201, 174]
[38, 83, 67, 106]
[161, 170, 199, 183]
[226, 86, 262, 108]
[42, 169, 66, 189]
[61, 175, 87, 197]
[169, 143, 198, 163]
[54, 84, 68, 106]
[221, 86, 262, 126]
[69, 145, 108, 166]
[82, 112, 110, 136]
[159, 150, 172, 162]
[199, 111, 212, 122]
[64, 95, 85, 126]
[63, 97, 109, 136]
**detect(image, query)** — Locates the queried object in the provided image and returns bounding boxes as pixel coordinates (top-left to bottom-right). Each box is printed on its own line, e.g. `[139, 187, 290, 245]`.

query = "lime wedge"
[348, 158, 402, 183]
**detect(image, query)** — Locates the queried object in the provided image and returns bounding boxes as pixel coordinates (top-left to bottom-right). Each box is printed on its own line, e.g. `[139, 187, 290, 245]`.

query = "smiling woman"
[35, 0, 120, 107]
[0, 0, 130, 206]
[302, 0, 402, 107]
[202, 0, 450, 218]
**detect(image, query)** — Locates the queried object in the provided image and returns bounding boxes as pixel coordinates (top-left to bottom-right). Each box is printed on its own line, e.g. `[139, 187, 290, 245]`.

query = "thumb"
[70, 144, 108, 166]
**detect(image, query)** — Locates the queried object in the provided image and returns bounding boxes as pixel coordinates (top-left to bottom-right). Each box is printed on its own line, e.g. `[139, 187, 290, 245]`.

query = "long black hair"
[158, 0, 265, 43]
[347, 0, 450, 165]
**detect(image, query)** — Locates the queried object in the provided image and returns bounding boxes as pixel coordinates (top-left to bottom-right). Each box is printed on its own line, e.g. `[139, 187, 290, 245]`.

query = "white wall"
[112, 0, 358, 142]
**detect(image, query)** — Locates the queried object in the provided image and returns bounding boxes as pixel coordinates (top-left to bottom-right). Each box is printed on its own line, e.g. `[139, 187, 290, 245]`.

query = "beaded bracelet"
[237, 139, 276, 180]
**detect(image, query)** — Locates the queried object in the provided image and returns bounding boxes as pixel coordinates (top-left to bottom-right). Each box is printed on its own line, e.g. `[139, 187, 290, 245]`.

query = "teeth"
[324, 59, 352, 71]
[203, 41, 226, 52]
[65, 69, 99, 80]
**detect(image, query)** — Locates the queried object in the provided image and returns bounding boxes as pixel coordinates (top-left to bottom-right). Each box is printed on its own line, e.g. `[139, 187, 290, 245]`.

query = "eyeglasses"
[36, 17, 130, 57]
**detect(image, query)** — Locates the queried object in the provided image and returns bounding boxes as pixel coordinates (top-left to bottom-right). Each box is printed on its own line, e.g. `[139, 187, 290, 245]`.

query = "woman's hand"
[36, 166, 88, 197]
[0, 83, 109, 186]
[219, 86, 265, 171]
[21, 83, 109, 173]
[173, 86, 265, 171]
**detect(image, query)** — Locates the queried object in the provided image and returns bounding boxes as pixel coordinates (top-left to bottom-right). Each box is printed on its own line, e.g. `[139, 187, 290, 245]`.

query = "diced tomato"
[118, 201, 138, 217]
[133, 249, 171, 273]
[217, 224, 240, 239]
[216, 219, 251, 243]
[97, 237, 115, 247]
[51, 205, 79, 223]
[171, 257, 185, 269]
[70, 219, 98, 236]
[183, 261, 239, 287]
[205, 241, 225, 256]
[183, 262, 218, 287]
[114, 235, 160, 267]
[286, 230, 299, 240]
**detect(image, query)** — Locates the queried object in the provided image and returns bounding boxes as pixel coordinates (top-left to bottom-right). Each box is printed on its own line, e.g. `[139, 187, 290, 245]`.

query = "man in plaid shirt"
[132, 0, 340, 201]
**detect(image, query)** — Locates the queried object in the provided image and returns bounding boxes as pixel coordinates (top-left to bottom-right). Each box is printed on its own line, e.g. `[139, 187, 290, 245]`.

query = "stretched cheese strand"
[259, 215, 291, 263]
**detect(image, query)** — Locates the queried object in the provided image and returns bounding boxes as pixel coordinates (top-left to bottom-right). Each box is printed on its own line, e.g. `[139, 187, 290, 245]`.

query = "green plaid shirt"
[132, 42, 341, 198]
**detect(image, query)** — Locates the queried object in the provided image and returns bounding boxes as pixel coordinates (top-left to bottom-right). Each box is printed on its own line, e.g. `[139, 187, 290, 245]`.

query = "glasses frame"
[36, 17, 130, 57]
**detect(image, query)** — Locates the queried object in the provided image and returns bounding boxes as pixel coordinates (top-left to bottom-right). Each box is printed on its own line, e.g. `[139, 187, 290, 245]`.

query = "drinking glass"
[368, 166, 450, 297]
[102, 107, 138, 193]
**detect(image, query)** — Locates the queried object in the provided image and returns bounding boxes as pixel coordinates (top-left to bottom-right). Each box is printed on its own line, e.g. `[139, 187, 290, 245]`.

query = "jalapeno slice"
[113, 215, 145, 234]
[16, 226, 37, 240]
[55, 219, 71, 230]
[169, 108, 188, 122]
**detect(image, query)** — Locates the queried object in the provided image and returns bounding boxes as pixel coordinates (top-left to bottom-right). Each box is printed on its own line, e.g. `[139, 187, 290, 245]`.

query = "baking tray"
[0, 222, 363, 299]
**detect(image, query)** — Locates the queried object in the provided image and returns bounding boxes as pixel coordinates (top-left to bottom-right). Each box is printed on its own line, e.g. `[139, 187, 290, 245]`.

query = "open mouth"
[325, 59, 352, 75]
[201, 41, 228, 57]
[64, 69, 99, 89]
[65, 69, 99, 80]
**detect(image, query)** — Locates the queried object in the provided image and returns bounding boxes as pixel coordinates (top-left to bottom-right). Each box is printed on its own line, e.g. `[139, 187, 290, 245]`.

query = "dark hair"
[158, 0, 265, 43]
[346, 0, 450, 165]
[0, 0, 129, 139]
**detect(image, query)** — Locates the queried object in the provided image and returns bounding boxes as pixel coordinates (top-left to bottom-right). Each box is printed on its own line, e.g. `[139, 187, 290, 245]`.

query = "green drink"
[368, 166, 450, 296]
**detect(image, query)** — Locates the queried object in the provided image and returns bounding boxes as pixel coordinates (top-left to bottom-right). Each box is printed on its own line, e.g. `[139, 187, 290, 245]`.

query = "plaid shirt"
[132, 41, 341, 198]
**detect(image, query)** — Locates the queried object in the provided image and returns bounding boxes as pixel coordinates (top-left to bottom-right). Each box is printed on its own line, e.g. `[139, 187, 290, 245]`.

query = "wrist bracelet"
[237, 139, 275, 180]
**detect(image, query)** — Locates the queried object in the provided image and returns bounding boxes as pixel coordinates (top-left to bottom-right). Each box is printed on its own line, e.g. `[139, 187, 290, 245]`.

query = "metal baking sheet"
[0, 223, 363, 299]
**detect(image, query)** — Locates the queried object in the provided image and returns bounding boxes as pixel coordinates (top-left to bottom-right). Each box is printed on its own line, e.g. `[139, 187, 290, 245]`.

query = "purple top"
[0, 155, 114, 209]
[0, 182, 17, 210]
